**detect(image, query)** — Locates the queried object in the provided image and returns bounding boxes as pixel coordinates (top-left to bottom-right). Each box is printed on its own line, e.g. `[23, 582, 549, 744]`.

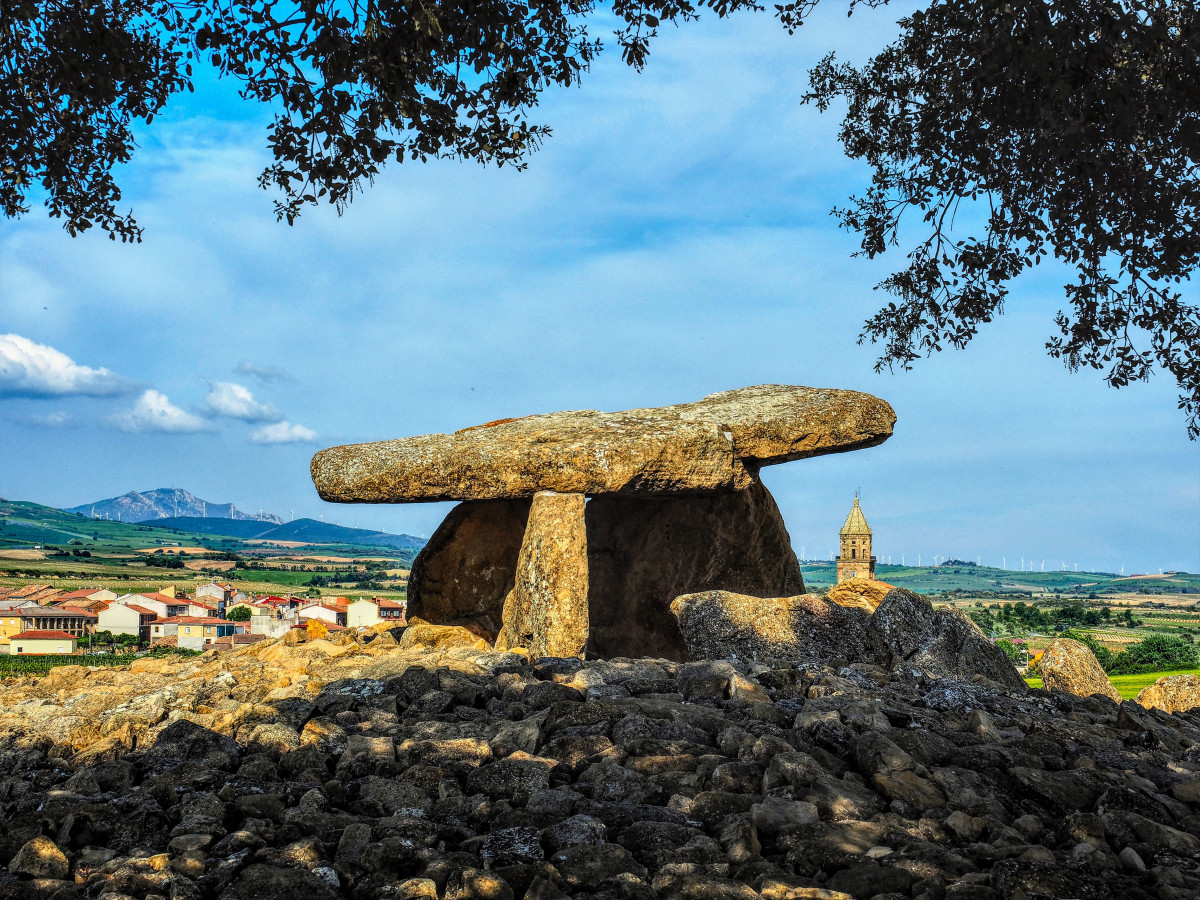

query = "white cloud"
[0, 334, 128, 397]
[26, 411, 74, 427]
[116, 390, 209, 433]
[250, 420, 318, 444]
[235, 361, 293, 382]
[204, 381, 281, 422]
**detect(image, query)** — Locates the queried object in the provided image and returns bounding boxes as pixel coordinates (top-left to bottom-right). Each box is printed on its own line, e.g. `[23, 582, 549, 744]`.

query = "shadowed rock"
[406, 499, 532, 639]
[670, 590, 873, 668]
[586, 478, 804, 660]
[496, 491, 590, 659]
[867, 589, 1027, 693]
[1038, 638, 1122, 703]
[312, 385, 896, 503]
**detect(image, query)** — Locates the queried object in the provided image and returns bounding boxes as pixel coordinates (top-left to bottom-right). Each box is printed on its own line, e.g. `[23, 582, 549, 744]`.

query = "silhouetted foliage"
[805, 0, 1200, 435]
[4, 0, 1196, 430]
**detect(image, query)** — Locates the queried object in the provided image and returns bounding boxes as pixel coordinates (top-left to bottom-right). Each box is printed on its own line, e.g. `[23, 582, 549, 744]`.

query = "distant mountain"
[147, 516, 426, 553]
[67, 489, 284, 524]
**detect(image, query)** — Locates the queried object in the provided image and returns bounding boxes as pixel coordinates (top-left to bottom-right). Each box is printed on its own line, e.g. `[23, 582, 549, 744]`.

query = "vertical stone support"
[495, 491, 590, 660]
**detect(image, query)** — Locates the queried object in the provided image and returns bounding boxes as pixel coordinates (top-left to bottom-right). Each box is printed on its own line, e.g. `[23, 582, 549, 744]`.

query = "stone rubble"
[3, 623, 1200, 900]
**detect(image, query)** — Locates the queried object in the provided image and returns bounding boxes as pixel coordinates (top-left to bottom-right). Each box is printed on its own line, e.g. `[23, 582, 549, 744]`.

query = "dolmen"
[310, 384, 895, 660]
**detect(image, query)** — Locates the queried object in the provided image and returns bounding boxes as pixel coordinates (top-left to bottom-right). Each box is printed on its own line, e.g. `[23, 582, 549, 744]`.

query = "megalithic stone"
[311, 385, 896, 503]
[309, 384, 897, 661]
[585, 477, 803, 660]
[495, 491, 590, 660]
[406, 498, 532, 640]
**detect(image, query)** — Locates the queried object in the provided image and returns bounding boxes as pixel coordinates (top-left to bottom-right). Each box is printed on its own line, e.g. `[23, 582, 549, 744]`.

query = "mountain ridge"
[67, 488, 284, 524]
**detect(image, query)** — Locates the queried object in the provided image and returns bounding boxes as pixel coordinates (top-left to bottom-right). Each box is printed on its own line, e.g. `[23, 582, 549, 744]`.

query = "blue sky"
[1, 6, 1196, 573]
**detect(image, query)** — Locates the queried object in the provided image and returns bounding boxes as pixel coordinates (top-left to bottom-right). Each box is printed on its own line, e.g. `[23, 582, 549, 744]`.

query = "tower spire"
[836, 494, 875, 583]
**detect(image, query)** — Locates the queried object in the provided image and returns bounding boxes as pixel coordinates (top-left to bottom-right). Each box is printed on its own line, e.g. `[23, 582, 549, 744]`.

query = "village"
[0, 580, 405, 654]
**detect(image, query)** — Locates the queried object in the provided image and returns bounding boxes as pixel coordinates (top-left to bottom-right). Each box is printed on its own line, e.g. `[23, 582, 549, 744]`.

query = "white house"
[250, 607, 295, 638]
[9, 630, 77, 655]
[196, 582, 234, 603]
[58, 588, 118, 606]
[113, 594, 170, 618]
[297, 602, 341, 626]
[347, 598, 406, 628]
[97, 604, 157, 641]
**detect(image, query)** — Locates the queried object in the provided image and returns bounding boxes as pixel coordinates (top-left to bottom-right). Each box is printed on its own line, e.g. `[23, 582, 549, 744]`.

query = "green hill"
[800, 560, 1199, 596]
[0, 500, 424, 560]
[148, 516, 425, 553]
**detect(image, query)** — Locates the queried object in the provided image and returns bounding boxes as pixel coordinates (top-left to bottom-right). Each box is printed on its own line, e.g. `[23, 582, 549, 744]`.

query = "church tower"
[836, 495, 875, 583]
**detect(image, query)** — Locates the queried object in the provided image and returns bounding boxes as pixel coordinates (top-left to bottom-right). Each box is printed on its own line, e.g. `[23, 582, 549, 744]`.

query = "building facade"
[19, 606, 97, 637]
[836, 496, 876, 583]
[97, 604, 157, 642]
[9, 630, 78, 655]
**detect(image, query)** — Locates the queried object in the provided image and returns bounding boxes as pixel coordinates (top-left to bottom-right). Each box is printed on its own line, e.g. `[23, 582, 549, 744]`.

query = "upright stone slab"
[585, 478, 803, 660]
[406, 499, 531, 640]
[495, 491, 590, 659]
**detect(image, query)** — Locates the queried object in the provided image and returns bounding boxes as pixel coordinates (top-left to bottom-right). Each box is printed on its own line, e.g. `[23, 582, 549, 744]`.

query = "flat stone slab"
[311, 384, 895, 503]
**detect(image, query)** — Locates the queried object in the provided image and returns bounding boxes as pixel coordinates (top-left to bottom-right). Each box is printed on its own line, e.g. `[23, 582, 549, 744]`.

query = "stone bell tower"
[836, 494, 875, 583]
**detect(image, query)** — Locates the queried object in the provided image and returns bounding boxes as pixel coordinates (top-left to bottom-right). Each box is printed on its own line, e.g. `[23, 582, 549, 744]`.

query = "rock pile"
[4, 627, 1200, 900]
[310, 386, 896, 659]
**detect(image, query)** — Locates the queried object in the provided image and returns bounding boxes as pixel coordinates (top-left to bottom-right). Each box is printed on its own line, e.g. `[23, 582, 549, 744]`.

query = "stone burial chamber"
[310, 384, 896, 660]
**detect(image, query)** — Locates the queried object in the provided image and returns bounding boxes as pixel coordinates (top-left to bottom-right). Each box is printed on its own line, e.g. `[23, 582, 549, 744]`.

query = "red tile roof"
[161, 616, 227, 625]
[124, 605, 158, 617]
[21, 607, 96, 618]
[60, 589, 105, 599]
[294, 619, 346, 631]
[11, 630, 78, 641]
[378, 599, 405, 610]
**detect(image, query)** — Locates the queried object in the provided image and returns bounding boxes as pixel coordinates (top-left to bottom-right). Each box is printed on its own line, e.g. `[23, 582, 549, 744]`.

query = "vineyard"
[0, 654, 138, 676]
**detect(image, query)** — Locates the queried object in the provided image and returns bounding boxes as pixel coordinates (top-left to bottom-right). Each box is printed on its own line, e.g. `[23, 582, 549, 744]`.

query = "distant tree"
[1108, 633, 1199, 675]
[225, 605, 252, 622]
[995, 638, 1024, 664]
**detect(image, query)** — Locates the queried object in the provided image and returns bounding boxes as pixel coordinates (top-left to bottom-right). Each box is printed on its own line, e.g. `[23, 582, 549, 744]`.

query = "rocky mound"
[3, 629, 1200, 900]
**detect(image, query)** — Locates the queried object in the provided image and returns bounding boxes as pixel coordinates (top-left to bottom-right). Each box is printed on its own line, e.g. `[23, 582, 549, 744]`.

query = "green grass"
[801, 560, 1200, 595]
[1025, 668, 1200, 700]
[0, 654, 138, 676]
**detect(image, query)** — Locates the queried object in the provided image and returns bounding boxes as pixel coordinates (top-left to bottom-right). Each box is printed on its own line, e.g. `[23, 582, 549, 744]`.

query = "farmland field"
[1026, 669, 1200, 700]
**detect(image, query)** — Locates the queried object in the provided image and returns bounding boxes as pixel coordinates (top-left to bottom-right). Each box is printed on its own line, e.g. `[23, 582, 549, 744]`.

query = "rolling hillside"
[147, 516, 426, 553]
[0, 500, 424, 558]
[801, 560, 1199, 596]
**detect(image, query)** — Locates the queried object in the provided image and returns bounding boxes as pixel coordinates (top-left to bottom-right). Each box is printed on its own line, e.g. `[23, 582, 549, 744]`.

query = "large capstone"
[312, 385, 895, 503]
